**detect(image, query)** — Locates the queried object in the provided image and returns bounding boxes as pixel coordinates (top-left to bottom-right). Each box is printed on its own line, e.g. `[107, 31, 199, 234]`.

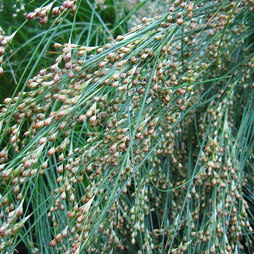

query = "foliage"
[0, 0, 254, 253]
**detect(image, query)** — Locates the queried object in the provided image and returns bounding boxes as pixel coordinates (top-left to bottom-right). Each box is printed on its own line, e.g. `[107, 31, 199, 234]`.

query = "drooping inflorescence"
[0, 0, 254, 253]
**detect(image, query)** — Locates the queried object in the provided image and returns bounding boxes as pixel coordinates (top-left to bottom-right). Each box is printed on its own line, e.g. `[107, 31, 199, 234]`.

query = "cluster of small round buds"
[51, 1, 77, 20]
[63, 1, 74, 9]
[0, 1, 253, 252]
[0, 33, 17, 76]
[26, 6, 50, 25]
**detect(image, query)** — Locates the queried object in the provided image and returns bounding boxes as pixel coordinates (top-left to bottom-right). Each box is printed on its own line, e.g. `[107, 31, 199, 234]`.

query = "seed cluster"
[0, 0, 77, 77]
[0, 0, 254, 253]
[26, 0, 77, 25]
[0, 29, 16, 77]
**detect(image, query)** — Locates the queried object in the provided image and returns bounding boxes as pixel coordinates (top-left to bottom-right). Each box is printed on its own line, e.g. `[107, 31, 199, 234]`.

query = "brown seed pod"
[48, 147, 55, 156]
[177, 18, 184, 26]
[50, 239, 56, 247]
[26, 12, 36, 20]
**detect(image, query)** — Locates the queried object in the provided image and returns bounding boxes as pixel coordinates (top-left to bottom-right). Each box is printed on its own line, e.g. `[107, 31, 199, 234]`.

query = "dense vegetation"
[0, 0, 254, 253]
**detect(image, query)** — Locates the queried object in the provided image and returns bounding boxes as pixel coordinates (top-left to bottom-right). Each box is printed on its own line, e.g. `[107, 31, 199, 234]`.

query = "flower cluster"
[26, 0, 77, 25]
[0, 0, 254, 253]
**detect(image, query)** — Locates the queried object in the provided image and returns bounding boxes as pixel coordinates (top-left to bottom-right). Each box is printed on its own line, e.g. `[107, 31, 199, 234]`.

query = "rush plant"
[0, 0, 254, 253]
